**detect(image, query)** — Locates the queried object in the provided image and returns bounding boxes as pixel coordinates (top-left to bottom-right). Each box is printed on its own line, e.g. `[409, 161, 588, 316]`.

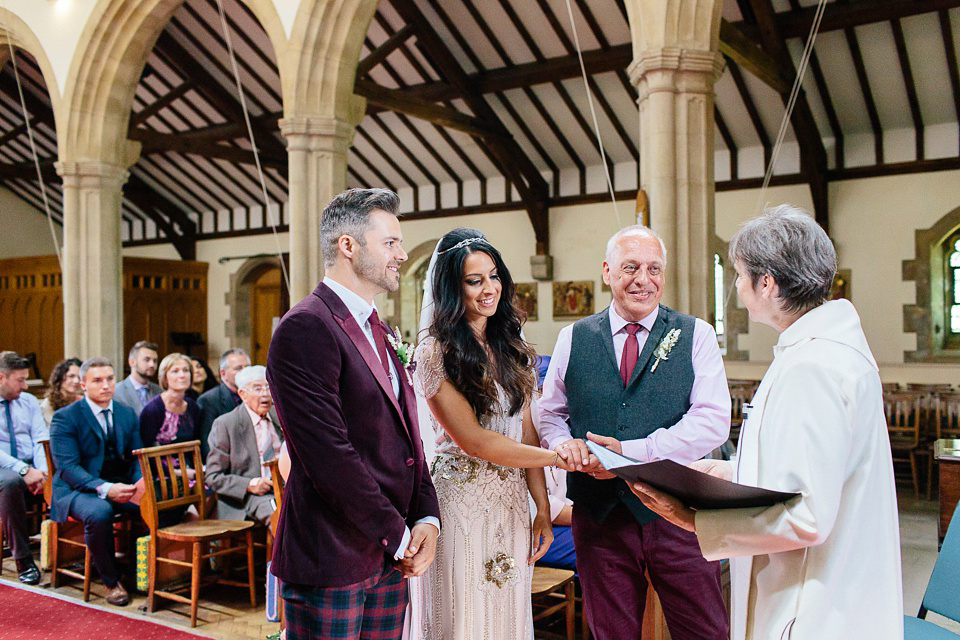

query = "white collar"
[324, 276, 380, 328]
[84, 395, 114, 417]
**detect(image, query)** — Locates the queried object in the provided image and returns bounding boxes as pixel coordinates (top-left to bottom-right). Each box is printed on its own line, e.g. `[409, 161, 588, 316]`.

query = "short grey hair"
[79, 357, 114, 380]
[219, 348, 250, 372]
[320, 188, 401, 268]
[605, 225, 668, 266]
[0, 351, 29, 374]
[729, 204, 837, 314]
[235, 365, 267, 391]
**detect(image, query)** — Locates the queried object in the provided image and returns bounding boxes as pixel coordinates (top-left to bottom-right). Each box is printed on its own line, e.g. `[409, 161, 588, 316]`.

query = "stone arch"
[623, 0, 723, 56]
[903, 204, 960, 362]
[59, 0, 287, 164]
[0, 8, 62, 128]
[388, 239, 439, 341]
[283, 0, 376, 120]
[225, 255, 285, 357]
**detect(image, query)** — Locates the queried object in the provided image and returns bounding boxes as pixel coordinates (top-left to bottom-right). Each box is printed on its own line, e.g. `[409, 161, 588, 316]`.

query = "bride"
[409, 228, 572, 639]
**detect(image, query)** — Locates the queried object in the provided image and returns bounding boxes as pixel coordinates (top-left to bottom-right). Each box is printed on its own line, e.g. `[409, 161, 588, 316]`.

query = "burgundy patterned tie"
[619, 323, 643, 386]
[369, 309, 392, 377]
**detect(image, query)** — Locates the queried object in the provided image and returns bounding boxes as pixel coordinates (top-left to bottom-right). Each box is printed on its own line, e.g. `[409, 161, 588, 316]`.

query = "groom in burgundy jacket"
[267, 188, 440, 640]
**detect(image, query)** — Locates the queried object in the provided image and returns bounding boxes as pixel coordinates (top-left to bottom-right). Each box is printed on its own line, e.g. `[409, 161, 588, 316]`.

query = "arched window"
[944, 232, 960, 348]
[714, 253, 726, 354]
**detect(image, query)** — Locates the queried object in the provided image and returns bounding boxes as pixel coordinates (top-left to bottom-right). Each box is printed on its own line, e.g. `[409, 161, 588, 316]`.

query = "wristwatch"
[19, 465, 30, 477]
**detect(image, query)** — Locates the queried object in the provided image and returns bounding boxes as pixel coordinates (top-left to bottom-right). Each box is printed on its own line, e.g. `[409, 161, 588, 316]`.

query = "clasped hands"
[397, 522, 439, 578]
[553, 432, 621, 479]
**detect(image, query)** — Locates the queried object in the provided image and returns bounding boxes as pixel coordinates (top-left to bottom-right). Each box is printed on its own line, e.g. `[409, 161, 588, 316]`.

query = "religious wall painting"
[552, 281, 594, 318]
[515, 283, 538, 321]
[830, 269, 852, 302]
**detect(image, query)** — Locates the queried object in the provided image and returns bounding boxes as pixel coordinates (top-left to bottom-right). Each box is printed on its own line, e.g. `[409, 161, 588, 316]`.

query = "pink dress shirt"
[538, 304, 731, 464]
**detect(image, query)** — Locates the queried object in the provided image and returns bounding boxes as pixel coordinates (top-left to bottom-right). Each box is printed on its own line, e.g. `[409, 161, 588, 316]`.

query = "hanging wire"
[562, 0, 623, 229]
[0, 14, 62, 269]
[214, 0, 290, 296]
[754, 0, 829, 213]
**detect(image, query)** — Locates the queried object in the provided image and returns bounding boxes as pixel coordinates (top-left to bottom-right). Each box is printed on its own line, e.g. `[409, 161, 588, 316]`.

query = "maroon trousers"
[572, 504, 728, 640]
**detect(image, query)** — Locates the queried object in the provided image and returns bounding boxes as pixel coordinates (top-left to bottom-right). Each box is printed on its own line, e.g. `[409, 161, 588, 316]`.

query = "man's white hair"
[605, 224, 668, 266]
[235, 365, 267, 391]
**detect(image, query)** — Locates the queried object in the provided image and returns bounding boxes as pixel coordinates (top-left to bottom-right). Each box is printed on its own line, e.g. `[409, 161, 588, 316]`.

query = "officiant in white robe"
[630, 206, 902, 640]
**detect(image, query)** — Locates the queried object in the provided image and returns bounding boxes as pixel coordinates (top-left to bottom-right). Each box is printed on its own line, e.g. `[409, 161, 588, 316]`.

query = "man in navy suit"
[50, 357, 143, 606]
[267, 188, 440, 640]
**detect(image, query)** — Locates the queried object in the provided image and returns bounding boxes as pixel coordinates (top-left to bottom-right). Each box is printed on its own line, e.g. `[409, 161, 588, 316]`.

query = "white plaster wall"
[1, 186, 60, 258]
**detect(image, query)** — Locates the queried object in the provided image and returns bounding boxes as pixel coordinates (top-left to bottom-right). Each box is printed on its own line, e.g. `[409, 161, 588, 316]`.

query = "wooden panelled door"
[251, 267, 285, 366]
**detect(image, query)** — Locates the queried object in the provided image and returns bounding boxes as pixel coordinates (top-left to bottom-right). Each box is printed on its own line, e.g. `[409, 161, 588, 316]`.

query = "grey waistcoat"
[566, 304, 696, 525]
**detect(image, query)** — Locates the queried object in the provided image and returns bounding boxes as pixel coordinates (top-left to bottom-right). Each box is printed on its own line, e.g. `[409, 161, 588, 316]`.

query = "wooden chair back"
[133, 440, 205, 534]
[41, 438, 55, 506]
[265, 458, 285, 513]
[935, 393, 960, 441]
[884, 392, 922, 448]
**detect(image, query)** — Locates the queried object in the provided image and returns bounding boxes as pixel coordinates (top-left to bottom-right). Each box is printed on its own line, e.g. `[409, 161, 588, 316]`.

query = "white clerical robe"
[696, 299, 903, 640]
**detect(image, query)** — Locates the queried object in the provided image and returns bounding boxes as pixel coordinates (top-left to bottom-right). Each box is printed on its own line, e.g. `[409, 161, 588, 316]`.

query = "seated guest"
[0, 351, 48, 585]
[197, 348, 250, 460]
[187, 356, 217, 401]
[139, 353, 201, 450]
[205, 365, 283, 525]
[40, 357, 83, 426]
[113, 341, 161, 415]
[50, 357, 143, 606]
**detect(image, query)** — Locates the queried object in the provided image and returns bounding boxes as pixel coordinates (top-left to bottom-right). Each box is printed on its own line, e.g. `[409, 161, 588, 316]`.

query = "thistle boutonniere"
[385, 327, 414, 385]
[651, 328, 681, 372]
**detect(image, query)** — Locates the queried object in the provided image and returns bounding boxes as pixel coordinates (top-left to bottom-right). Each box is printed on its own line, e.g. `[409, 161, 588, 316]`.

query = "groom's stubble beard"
[354, 243, 401, 294]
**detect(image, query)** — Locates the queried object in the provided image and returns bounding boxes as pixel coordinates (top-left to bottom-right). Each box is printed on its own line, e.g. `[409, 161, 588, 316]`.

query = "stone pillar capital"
[279, 116, 358, 154]
[629, 48, 724, 101]
[55, 161, 129, 189]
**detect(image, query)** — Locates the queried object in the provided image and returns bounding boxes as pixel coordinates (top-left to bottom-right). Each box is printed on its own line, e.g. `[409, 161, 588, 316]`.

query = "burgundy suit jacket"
[266, 282, 440, 587]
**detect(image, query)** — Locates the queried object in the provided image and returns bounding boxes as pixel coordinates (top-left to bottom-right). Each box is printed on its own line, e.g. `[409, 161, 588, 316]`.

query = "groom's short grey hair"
[320, 188, 402, 268]
[605, 225, 668, 266]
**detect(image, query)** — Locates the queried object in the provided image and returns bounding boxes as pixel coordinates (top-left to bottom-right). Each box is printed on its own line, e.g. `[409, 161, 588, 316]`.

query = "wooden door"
[252, 267, 283, 365]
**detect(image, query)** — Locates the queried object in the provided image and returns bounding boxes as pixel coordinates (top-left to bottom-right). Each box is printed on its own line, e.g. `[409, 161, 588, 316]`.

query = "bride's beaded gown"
[409, 337, 534, 640]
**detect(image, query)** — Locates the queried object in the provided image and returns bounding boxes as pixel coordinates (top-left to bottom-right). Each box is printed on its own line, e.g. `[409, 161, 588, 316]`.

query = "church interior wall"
[1, 186, 60, 258]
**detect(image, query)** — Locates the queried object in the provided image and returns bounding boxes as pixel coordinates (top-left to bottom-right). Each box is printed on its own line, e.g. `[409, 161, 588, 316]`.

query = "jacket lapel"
[316, 284, 406, 428]
[79, 400, 105, 443]
[238, 408, 261, 472]
[630, 306, 668, 387]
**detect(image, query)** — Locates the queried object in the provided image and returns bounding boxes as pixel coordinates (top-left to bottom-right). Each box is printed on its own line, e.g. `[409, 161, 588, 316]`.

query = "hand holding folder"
[586, 441, 799, 510]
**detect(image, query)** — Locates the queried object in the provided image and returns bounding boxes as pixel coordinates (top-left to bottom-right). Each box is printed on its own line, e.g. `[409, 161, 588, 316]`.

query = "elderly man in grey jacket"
[205, 365, 283, 524]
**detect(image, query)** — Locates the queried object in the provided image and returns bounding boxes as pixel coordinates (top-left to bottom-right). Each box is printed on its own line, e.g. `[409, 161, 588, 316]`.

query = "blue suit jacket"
[49, 399, 143, 523]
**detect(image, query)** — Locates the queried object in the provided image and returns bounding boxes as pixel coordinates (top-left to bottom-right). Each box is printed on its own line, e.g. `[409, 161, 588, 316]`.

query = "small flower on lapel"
[651, 328, 681, 372]
[385, 327, 414, 385]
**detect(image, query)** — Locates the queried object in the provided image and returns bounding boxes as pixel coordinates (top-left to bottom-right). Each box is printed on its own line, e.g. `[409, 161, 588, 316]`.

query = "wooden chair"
[531, 566, 576, 640]
[134, 440, 256, 627]
[882, 382, 902, 394]
[43, 439, 138, 600]
[885, 392, 924, 498]
[928, 393, 960, 499]
[727, 380, 758, 444]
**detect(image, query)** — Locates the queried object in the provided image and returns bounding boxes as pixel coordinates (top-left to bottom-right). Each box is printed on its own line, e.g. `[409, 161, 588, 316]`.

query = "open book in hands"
[586, 441, 799, 510]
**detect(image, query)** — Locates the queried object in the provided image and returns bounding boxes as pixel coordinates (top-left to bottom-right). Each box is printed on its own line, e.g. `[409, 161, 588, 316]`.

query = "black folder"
[586, 442, 800, 510]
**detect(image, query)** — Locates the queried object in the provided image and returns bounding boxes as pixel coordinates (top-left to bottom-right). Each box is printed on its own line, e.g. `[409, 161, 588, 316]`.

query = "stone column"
[628, 7, 723, 319]
[280, 116, 360, 304]
[57, 161, 128, 367]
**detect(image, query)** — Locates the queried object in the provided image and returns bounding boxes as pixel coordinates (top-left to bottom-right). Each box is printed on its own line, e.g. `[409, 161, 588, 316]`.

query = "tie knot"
[624, 323, 643, 336]
[370, 309, 380, 325]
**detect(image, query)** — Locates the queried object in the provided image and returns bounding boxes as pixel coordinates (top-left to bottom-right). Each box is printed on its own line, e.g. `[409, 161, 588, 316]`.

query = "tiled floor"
[3, 493, 958, 639]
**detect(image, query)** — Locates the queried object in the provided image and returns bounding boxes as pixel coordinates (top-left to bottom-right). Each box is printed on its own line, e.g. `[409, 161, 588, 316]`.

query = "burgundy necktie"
[619, 323, 643, 386]
[369, 309, 392, 377]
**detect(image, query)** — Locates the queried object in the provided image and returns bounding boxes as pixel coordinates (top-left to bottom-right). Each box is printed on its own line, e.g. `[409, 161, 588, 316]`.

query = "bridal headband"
[436, 235, 486, 255]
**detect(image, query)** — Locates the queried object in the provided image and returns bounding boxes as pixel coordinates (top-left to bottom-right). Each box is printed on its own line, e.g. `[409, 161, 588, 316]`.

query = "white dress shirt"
[324, 277, 440, 558]
[0, 391, 48, 473]
[83, 396, 119, 500]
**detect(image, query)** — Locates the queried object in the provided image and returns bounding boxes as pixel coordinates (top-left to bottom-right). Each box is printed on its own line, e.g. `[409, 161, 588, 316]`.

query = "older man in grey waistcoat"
[539, 225, 731, 640]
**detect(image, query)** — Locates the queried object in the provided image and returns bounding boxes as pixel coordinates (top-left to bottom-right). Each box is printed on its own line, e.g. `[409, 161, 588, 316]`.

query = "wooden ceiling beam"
[130, 127, 287, 170]
[714, 106, 738, 180]
[843, 22, 883, 164]
[891, 19, 924, 160]
[389, 0, 550, 253]
[939, 10, 960, 149]
[129, 80, 194, 127]
[358, 24, 415, 77]
[760, 0, 960, 41]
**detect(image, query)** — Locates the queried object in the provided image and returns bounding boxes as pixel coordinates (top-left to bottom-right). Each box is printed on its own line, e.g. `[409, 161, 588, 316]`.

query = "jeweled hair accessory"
[436, 235, 486, 255]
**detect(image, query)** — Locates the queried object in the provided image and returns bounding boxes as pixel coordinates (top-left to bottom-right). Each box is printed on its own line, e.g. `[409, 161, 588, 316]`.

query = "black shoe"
[16, 557, 41, 585]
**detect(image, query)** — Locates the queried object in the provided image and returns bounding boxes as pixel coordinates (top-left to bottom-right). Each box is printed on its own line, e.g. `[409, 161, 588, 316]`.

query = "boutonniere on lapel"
[385, 327, 414, 385]
[651, 328, 681, 372]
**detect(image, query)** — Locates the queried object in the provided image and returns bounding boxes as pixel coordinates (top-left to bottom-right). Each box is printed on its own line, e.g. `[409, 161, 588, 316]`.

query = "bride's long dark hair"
[428, 228, 536, 420]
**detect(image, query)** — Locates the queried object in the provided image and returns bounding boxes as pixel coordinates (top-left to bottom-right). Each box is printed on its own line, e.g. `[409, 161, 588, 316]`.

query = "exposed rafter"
[358, 24, 415, 77]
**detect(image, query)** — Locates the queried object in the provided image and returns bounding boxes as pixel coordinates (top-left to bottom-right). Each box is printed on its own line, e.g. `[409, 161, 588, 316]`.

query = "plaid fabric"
[282, 563, 407, 640]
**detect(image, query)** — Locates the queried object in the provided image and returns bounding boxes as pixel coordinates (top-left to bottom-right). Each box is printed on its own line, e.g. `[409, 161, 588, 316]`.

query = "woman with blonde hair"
[139, 353, 201, 449]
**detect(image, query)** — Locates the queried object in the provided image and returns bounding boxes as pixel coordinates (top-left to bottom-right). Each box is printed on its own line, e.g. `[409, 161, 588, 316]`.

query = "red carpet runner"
[0, 582, 209, 640]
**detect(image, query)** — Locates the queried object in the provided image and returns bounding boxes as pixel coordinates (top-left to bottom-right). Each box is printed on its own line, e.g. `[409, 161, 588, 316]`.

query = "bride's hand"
[529, 511, 554, 565]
